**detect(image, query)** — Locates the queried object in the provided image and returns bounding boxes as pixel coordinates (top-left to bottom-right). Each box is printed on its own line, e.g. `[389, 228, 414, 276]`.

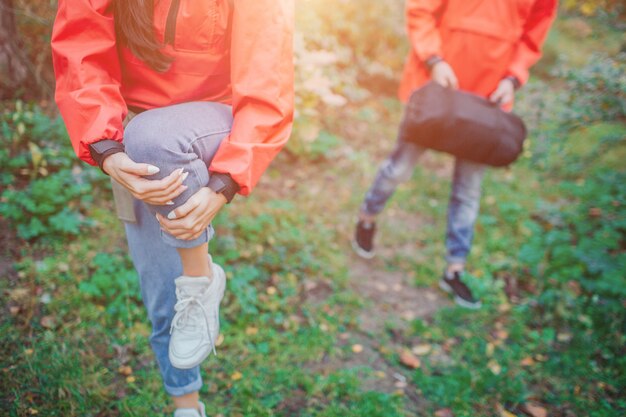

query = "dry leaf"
[488, 359, 502, 375]
[411, 344, 432, 356]
[434, 408, 454, 417]
[523, 403, 548, 417]
[245, 327, 258, 336]
[40, 316, 56, 329]
[557, 333, 572, 343]
[520, 357, 535, 367]
[126, 376, 136, 383]
[399, 350, 421, 369]
[375, 371, 386, 378]
[497, 404, 517, 417]
[9, 306, 20, 316]
[486, 342, 495, 357]
[231, 371, 243, 381]
[352, 344, 364, 353]
[216, 334, 225, 347]
[118, 366, 132, 376]
[24, 349, 34, 356]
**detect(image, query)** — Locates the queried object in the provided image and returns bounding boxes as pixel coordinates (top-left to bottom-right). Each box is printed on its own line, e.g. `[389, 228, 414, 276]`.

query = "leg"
[445, 158, 487, 268]
[353, 137, 425, 258]
[361, 138, 426, 219]
[122, 102, 232, 405]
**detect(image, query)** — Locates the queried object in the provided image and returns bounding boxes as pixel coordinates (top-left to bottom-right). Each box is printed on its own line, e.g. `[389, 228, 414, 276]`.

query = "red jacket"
[52, 0, 294, 196]
[399, 0, 558, 102]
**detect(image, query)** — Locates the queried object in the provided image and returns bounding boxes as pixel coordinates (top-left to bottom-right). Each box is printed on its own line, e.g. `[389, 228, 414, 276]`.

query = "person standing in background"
[51, 1, 294, 415]
[353, 0, 557, 309]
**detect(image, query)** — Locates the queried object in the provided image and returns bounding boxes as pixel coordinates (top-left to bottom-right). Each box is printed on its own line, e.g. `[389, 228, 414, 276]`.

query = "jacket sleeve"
[405, 0, 448, 62]
[51, 0, 126, 166]
[208, 0, 295, 196]
[507, 0, 558, 86]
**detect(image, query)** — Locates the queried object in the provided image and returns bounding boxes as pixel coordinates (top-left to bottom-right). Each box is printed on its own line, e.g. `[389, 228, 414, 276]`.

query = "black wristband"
[89, 140, 125, 173]
[425, 55, 444, 71]
[505, 75, 521, 90]
[208, 172, 240, 203]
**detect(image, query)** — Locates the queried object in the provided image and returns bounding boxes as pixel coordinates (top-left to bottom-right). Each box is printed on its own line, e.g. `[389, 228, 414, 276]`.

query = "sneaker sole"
[169, 264, 227, 370]
[351, 239, 375, 259]
[438, 279, 482, 310]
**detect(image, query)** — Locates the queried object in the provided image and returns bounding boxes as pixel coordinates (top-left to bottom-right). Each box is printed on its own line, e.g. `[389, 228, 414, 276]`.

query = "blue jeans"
[362, 138, 486, 265]
[122, 102, 232, 396]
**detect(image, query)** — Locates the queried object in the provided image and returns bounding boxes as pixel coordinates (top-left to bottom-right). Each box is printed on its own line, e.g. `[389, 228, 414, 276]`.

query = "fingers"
[119, 157, 160, 176]
[167, 193, 202, 220]
[489, 88, 505, 103]
[124, 168, 190, 203]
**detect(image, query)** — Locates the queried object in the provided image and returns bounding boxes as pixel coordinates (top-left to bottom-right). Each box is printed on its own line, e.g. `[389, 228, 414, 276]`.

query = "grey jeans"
[362, 137, 486, 265]
[122, 101, 232, 396]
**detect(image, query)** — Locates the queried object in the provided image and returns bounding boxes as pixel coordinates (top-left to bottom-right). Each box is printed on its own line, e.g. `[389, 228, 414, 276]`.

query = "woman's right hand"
[431, 61, 459, 89]
[102, 153, 188, 206]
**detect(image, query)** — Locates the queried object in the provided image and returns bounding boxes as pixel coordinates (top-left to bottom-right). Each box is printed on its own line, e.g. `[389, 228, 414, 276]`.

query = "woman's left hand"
[489, 78, 515, 106]
[156, 187, 227, 241]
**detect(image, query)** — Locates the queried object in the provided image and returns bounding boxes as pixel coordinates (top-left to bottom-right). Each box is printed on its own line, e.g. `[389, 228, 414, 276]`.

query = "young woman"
[51, 1, 294, 415]
[353, 0, 557, 309]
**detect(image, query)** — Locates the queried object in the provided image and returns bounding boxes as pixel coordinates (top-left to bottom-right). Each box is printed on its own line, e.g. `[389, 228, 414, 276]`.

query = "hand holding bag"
[399, 82, 527, 167]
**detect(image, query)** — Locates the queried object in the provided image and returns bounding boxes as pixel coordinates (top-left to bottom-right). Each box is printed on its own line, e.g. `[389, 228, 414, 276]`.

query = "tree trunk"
[0, 0, 31, 99]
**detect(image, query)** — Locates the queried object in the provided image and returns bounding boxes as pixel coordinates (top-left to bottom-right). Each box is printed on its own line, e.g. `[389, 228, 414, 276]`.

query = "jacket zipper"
[164, 0, 182, 46]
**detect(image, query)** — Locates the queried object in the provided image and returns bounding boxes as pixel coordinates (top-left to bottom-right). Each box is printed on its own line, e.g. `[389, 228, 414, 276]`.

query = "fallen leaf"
[588, 207, 602, 218]
[486, 342, 495, 357]
[435, 408, 454, 417]
[520, 357, 535, 367]
[557, 333, 572, 343]
[216, 334, 225, 347]
[497, 404, 517, 417]
[118, 366, 133, 376]
[126, 376, 136, 383]
[40, 316, 56, 329]
[523, 403, 548, 417]
[375, 371, 386, 378]
[27, 408, 38, 415]
[488, 359, 502, 375]
[399, 350, 421, 369]
[352, 344, 363, 353]
[394, 380, 407, 389]
[266, 286, 277, 295]
[9, 306, 19, 316]
[24, 349, 34, 356]
[495, 330, 509, 340]
[231, 371, 243, 381]
[411, 344, 432, 356]
[245, 327, 258, 336]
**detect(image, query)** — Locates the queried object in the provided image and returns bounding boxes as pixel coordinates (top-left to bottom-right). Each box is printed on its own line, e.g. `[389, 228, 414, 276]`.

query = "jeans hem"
[445, 255, 467, 266]
[164, 376, 203, 397]
[161, 225, 215, 248]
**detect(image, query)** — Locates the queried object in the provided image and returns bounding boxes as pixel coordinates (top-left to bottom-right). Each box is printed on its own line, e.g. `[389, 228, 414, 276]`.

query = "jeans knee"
[381, 159, 413, 182]
[124, 111, 178, 164]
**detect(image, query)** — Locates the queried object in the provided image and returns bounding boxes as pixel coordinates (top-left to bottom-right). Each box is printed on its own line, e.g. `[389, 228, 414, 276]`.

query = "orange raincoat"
[399, 0, 558, 102]
[52, 0, 294, 196]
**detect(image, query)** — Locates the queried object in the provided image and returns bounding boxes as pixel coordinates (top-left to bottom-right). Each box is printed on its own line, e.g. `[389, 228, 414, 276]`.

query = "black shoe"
[439, 270, 482, 309]
[352, 220, 376, 259]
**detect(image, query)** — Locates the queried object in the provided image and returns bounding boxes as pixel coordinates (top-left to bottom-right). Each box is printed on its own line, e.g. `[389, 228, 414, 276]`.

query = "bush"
[0, 101, 106, 241]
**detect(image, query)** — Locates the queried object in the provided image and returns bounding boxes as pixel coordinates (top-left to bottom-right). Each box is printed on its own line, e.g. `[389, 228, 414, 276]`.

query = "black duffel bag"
[399, 81, 527, 167]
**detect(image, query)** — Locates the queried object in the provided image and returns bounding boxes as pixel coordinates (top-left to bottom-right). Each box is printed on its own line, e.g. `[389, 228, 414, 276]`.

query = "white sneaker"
[169, 262, 226, 369]
[174, 401, 207, 417]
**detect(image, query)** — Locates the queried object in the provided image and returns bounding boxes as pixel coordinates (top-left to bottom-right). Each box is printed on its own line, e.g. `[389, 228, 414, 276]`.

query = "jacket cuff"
[89, 139, 125, 173]
[208, 173, 240, 203]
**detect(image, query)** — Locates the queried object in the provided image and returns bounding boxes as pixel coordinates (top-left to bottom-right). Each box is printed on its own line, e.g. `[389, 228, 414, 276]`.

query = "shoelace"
[170, 289, 218, 356]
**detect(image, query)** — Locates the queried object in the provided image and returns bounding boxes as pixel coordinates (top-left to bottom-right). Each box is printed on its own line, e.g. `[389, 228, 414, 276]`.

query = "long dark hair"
[113, 0, 172, 72]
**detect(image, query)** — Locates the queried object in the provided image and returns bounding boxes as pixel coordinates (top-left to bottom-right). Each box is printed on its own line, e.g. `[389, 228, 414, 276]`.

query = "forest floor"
[2, 14, 625, 417]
